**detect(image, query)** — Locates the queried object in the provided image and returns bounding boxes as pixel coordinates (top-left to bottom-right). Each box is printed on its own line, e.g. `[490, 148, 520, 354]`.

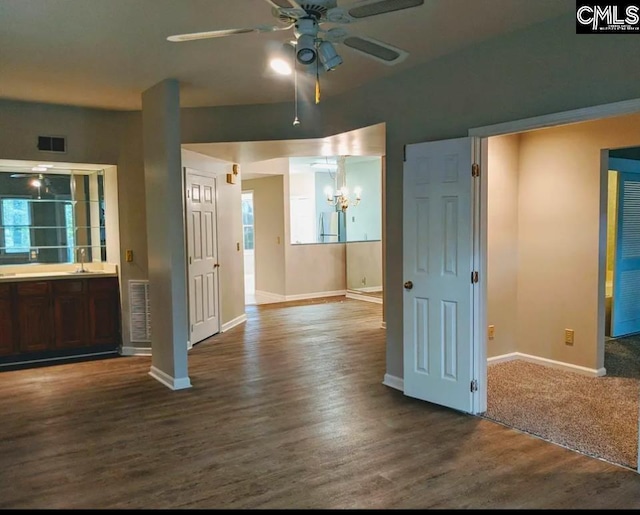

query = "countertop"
[0, 264, 118, 283]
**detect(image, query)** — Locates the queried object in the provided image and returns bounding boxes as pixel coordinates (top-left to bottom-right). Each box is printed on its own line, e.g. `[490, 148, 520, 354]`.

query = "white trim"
[356, 286, 383, 293]
[469, 98, 640, 138]
[120, 346, 152, 356]
[382, 373, 404, 392]
[487, 352, 519, 365]
[255, 289, 347, 304]
[148, 366, 192, 390]
[346, 291, 383, 304]
[254, 290, 287, 304]
[285, 290, 346, 301]
[222, 313, 247, 332]
[487, 352, 606, 377]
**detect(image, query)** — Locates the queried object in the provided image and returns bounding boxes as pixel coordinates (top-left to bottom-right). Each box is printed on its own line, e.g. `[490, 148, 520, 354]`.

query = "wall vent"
[37, 135, 66, 153]
[129, 280, 151, 343]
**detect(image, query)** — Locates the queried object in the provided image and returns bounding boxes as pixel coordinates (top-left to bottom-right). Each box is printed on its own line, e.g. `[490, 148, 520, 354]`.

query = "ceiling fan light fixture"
[318, 41, 343, 71]
[295, 34, 317, 65]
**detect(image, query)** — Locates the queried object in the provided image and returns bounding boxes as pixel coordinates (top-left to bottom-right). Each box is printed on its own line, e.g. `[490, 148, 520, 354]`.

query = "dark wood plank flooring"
[1, 296, 639, 509]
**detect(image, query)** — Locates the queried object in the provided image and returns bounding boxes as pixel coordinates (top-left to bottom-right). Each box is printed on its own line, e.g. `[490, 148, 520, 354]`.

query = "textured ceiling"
[0, 0, 574, 110]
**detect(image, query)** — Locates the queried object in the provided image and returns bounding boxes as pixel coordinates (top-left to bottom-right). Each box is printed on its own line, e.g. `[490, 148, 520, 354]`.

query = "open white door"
[610, 158, 640, 338]
[185, 168, 221, 345]
[403, 137, 478, 413]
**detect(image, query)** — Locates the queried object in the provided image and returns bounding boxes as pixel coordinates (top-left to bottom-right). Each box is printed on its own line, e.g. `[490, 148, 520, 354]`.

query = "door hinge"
[189, 256, 192, 265]
[191, 324, 194, 332]
[470, 379, 478, 393]
[471, 271, 479, 283]
[187, 189, 190, 198]
[472, 163, 480, 177]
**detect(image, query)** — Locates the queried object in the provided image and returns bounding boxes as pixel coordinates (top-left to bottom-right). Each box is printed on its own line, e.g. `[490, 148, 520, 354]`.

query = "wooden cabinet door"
[88, 278, 120, 347]
[17, 282, 53, 353]
[0, 284, 15, 356]
[53, 280, 88, 349]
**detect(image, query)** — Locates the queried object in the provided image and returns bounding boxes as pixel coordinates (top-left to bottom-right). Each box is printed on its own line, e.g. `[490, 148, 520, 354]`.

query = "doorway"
[242, 191, 256, 305]
[185, 167, 221, 346]
[402, 101, 640, 471]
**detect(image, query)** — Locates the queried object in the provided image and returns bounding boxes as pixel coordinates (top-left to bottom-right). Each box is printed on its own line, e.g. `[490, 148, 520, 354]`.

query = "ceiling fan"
[166, 0, 425, 70]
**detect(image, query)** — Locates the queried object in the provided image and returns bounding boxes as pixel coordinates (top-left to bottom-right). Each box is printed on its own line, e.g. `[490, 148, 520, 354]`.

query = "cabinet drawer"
[88, 277, 118, 292]
[53, 279, 85, 294]
[17, 281, 50, 296]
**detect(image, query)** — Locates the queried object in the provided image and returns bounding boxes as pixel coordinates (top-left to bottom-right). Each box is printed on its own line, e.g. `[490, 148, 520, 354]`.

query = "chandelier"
[323, 156, 362, 212]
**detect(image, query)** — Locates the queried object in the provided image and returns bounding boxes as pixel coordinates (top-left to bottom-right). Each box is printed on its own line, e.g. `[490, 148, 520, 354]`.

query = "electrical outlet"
[488, 325, 495, 340]
[125, 249, 133, 262]
[565, 329, 574, 345]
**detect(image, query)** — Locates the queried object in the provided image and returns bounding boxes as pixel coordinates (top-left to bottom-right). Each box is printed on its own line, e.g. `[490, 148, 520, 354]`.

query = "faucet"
[77, 248, 86, 272]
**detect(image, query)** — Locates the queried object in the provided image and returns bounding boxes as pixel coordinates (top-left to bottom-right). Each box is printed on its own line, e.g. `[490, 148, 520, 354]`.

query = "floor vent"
[37, 135, 67, 153]
[129, 280, 151, 343]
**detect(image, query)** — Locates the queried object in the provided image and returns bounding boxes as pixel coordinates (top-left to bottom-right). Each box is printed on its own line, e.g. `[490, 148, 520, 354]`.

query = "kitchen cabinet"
[0, 284, 15, 356]
[0, 275, 120, 365]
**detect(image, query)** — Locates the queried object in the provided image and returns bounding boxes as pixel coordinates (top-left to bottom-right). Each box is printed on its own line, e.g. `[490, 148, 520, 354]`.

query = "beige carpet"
[485, 337, 640, 469]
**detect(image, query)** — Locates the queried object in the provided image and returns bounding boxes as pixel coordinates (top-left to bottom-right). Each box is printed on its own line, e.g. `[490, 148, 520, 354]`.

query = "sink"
[68, 269, 96, 274]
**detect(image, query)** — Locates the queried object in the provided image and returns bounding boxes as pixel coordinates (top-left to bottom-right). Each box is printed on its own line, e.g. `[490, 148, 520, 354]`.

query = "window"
[1, 198, 31, 253]
[242, 193, 254, 251]
[0, 168, 107, 265]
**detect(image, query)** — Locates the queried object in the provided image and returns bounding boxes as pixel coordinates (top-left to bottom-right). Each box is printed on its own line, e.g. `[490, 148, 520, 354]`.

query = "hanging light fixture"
[323, 156, 362, 212]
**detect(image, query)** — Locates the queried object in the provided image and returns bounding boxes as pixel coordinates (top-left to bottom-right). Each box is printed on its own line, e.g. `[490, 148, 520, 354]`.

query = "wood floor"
[1, 297, 640, 509]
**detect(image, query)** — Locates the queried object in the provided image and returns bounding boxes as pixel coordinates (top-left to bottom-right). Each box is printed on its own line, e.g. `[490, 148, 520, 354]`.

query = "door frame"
[467, 98, 640, 441]
[183, 166, 222, 349]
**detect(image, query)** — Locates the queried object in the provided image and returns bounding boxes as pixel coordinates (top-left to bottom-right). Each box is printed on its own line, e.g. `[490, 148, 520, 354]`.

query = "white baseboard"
[356, 286, 383, 293]
[256, 289, 347, 304]
[149, 366, 192, 390]
[120, 345, 152, 356]
[222, 314, 247, 332]
[346, 291, 383, 304]
[285, 290, 346, 301]
[255, 290, 287, 304]
[488, 352, 606, 377]
[382, 373, 404, 392]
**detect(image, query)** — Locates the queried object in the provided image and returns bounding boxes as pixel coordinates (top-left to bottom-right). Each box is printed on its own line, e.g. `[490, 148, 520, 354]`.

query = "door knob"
[214, 263, 220, 268]
[404, 281, 413, 290]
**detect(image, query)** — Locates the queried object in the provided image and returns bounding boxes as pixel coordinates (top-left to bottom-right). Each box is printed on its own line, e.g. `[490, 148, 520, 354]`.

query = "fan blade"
[340, 35, 409, 65]
[167, 24, 292, 42]
[263, 0, 303, 8]
[262, 0, 307, 18]
[345, 0, 424, 19]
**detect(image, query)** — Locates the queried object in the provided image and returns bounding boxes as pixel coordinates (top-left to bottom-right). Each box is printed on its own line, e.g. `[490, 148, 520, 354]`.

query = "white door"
[403, 137, 478, 413]
[185, 168, 221, 345]
[610, 158, 640, 337]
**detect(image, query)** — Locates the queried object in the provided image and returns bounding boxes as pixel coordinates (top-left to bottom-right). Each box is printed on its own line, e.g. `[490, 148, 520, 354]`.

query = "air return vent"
[129, 280, 151, 343]
[37, 135, 66, 153]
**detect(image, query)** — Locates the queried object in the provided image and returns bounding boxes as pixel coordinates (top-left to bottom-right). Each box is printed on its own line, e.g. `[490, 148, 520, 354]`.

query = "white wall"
[346, 240, 382, 291]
